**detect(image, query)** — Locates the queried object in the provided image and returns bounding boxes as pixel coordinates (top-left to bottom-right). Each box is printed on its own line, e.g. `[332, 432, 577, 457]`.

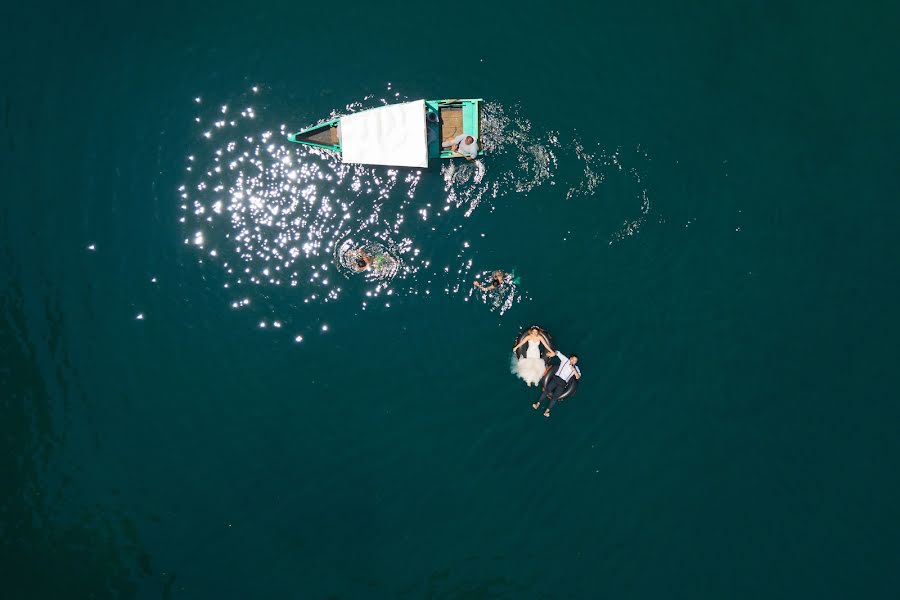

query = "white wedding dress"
[513, 339, 547, 386]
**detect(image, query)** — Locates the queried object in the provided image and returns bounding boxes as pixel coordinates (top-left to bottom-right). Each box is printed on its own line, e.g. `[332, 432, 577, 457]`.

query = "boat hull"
[287, 99, 482, 166]
[286, 117, 340, 152]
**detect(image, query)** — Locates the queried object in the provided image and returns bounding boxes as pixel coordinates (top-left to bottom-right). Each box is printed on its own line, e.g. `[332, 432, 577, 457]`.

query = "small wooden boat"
[287, 99, 482, 168]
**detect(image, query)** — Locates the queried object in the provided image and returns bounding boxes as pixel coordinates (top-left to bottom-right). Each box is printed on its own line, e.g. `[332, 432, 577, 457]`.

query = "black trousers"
[537, 375, 568, 411]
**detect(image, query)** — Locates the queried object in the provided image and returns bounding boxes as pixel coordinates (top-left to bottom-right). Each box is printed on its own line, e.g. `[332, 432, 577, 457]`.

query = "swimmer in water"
[474, 270, 506, 291]
[352, 250, 374, 272]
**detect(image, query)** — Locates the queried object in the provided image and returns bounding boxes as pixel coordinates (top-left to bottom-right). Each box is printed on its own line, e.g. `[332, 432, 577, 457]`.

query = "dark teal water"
[3, 2, 899, 598]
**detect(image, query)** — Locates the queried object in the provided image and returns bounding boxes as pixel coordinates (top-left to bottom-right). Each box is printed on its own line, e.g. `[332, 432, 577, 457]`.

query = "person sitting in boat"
[352, 249, 374, 272]
[533, 350, 581, 418]
[442, 134, 479, 160]
[474, 270, 506, 291]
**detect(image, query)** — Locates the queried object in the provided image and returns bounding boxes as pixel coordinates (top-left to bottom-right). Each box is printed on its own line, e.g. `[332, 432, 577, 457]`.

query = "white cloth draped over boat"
[340, 100, 429, 168]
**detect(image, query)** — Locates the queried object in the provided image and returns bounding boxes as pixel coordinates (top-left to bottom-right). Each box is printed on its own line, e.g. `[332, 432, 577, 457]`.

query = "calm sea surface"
[2, 1, 899, 598]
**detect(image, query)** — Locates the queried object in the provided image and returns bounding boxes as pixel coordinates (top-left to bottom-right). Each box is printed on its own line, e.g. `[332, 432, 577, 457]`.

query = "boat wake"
[441, 102, 652, 241]
[334, 237, 404, 282]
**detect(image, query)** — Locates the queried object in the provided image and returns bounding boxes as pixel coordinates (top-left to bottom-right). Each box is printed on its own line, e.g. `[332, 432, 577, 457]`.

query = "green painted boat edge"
[287, 99, 483, 161]
[287, 117, 341, 152]
[426, 100, 441, 159]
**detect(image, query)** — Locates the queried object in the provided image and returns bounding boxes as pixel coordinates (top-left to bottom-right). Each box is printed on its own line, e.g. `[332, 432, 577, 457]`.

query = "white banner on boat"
[340, 100, 428, 168]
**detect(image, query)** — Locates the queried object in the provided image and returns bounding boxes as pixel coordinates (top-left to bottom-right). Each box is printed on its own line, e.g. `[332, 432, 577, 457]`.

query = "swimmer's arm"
[545, 350, 557, 358]
[574, 368, 581, 380]
[539, 335, 553, 350]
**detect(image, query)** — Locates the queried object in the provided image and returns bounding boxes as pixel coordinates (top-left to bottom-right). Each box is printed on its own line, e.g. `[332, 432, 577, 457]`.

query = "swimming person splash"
[470, 269, 519, 315]
[352, 249, 374, 272]
[473, 270, 507, 291]
[336, 239, 401, 282]
[533, 350, 581, 418]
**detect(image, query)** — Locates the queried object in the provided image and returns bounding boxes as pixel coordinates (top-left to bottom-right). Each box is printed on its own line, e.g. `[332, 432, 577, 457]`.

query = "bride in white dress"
[511, 327, 553, 386]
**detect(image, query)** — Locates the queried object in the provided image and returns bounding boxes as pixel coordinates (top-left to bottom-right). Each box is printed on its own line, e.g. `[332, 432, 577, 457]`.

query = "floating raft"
[287, 99, 482, 168]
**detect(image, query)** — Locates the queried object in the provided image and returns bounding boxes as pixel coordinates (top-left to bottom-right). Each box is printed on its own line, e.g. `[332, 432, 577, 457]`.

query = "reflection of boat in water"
[288, 99, 483, 167]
